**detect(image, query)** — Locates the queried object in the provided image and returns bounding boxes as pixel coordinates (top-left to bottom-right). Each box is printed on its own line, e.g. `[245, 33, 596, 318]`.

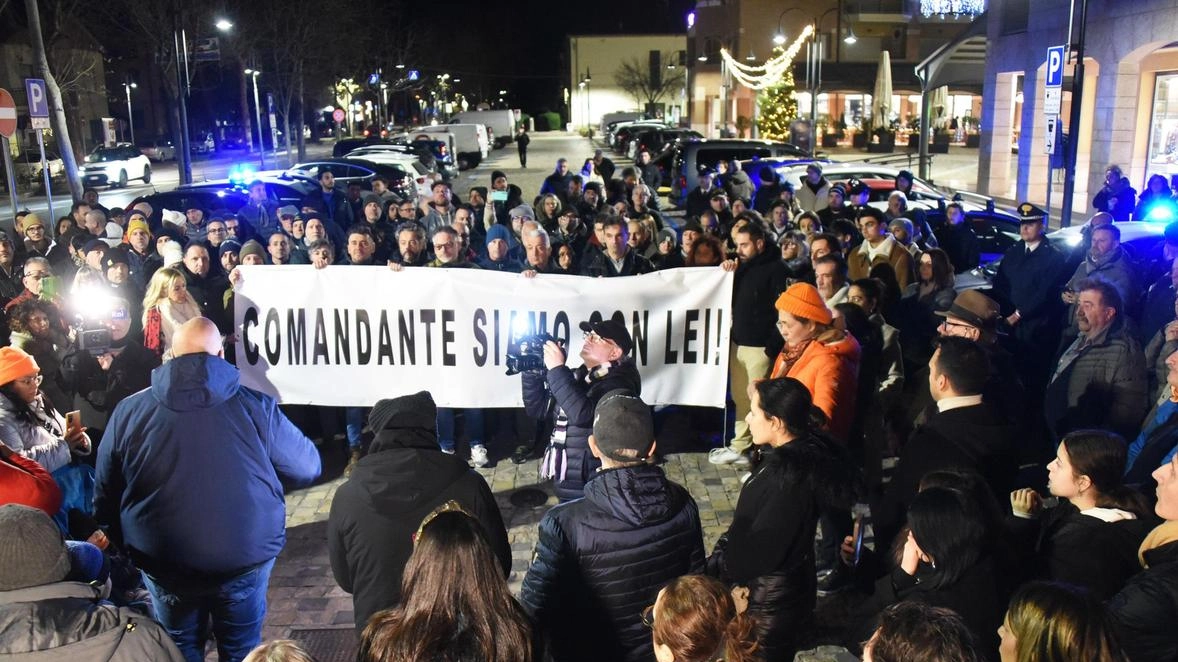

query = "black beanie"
[491, 170, 507, 183]
[368, 391, 438, 434]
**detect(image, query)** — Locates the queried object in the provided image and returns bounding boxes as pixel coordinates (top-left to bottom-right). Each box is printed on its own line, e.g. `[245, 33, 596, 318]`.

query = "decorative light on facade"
[920, 0, 985, 18]
[719, 24, 814, 91]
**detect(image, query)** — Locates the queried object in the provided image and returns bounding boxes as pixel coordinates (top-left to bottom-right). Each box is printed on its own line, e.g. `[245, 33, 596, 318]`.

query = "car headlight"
[1065, 234, 1083, 247]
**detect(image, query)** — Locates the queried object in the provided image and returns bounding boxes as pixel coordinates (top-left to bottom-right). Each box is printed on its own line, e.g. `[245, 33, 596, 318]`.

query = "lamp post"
[174, 16, 232, 185]
[123, 81, 137, 145]
[774, 7, 806, 46]
[805, 8, 841, 133]
[584, 69, 592, 130]
[244, 69, 265, 169]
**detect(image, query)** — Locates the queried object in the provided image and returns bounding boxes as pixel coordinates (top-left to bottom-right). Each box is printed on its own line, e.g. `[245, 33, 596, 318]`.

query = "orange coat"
[770, 330, 861, 443]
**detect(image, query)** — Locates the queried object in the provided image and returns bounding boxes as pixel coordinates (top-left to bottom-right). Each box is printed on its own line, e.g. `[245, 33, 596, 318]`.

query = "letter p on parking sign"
[1046, 46, 1065, 89]
[24, 79, 48, 118]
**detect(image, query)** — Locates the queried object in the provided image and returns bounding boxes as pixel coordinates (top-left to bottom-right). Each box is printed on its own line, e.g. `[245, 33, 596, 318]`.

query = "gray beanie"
[0, 504, 71, 591]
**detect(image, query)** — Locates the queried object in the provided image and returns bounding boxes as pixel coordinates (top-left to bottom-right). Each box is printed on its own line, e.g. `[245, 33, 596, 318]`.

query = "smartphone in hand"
[851, 516, 866, 567]
[65, 410, 81, 433]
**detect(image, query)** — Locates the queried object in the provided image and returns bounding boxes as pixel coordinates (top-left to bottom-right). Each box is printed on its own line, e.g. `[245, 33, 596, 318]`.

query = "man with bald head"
[95, 317, 321, 661]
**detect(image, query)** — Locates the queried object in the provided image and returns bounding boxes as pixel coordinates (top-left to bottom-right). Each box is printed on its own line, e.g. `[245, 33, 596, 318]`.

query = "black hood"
[368, 391, 436, 437]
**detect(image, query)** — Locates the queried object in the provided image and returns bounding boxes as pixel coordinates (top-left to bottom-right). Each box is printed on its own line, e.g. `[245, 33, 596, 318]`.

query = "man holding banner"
[522, 318, 641, 502]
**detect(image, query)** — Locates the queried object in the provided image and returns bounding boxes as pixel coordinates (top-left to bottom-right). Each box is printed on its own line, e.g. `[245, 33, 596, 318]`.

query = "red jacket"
[0, 451, 62, 515]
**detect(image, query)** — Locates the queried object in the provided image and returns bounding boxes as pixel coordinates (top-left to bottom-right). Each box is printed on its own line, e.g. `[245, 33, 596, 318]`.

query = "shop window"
[1147, 71, 1178, 179]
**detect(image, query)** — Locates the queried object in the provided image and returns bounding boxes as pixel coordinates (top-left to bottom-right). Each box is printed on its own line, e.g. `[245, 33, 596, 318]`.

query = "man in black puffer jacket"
[327, 391, 511, 630]
[522, 318, 641, 501]
[520, 391, 705, 662]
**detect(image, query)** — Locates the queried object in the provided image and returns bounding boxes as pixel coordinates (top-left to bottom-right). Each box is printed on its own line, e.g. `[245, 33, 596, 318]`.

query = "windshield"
[86, 149, 125, 163]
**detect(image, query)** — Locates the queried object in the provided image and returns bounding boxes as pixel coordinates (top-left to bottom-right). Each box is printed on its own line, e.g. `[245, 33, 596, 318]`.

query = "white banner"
[232, 266, 734, 408]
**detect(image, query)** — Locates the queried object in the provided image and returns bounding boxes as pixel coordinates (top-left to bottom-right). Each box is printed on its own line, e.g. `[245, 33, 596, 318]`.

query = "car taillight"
[678, 176, 686, 191]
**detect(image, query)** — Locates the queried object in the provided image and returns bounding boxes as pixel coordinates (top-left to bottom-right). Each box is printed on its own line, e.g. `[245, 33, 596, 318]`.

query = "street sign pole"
[1043, 47, 1065, 226]
[1, 138, 18, 227]
[35, 129, 53, 222]
[1059, 0, 1089, 228]
[0, 88, 20, 227]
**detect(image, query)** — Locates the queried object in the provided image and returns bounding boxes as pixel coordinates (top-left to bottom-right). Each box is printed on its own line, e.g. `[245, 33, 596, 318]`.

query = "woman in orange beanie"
[0, 346, 89, 475]
[769, 282, 861, 444]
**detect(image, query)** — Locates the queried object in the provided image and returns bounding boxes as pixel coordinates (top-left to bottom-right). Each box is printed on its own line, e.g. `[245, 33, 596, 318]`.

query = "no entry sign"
[0, 89, 16, 139]
[332, 108, 345, 123]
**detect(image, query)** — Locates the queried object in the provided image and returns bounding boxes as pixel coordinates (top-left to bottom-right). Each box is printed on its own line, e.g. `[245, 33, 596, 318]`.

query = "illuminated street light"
[215, 18, 233, 31]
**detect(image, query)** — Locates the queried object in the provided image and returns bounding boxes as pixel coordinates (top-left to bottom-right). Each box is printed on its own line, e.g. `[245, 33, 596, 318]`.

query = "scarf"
[158, 298, 203, 355]
[1140, 520, 1178, 567]
[771, 338, 814, 378]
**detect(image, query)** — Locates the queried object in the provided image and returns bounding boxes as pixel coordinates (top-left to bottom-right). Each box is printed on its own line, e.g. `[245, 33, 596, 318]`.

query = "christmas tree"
[757, 67, 798, 142]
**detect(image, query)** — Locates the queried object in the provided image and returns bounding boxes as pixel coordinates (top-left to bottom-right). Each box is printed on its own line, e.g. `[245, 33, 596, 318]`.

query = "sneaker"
[344, 449, 363, 477]
[469, 444, 489, 468]
[441, 447, 456, 455]
[708, 446, 750, 467]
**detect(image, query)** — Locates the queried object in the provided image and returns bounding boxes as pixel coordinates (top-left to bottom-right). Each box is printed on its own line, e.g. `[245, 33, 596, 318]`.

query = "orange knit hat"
[775, 282, 832, 325]
[0, 347, 39, 386]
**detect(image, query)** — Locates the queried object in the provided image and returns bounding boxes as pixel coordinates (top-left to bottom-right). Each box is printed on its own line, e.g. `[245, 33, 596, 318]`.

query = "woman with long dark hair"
[358, 504, 532, 662]
[708, 377, 857, 661]
[854, 486, 1006, 661]
[7, 298, 70, 412]
[647, 575, 759, 662]
[1008, 430, 1154, 600]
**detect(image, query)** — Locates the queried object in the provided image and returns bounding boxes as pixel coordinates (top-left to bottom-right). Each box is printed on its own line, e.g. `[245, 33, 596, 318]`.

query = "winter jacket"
[1092, 178, 1138, 222]
[725, 170, 755, 202]
[797, 177, 831, 213]
[0, 452, 62, 515]
[58, 341, 158, 421]
[1107, 537, 1178, 662]
[1064, 245, 1140, 325]
[1006, 502, 1153, 601]
[520, 464, 705, 662]
[8, 330, 71, 416]
[731, 249, 791, 347]
[0, 392, 89, 474]
[0, 581, 185, 661]
[580, 249, 654, 278]
[328, 426, 510, 630]
[1045, 319, 1148, 442]
[94, 353, 321, 584]
[848, 237, 914, 290]
[873, 402, 1018, 550]
[1126, 397, 1178, 485]
[713, 435, 858, 662]
[771, 330, 861, 443]
[934, 222, 981, 273]
[685, 185, 719, 219]
[521, 360, 642, 502]
[993, 240, 1069, 346]
[300, 186, 355, 233]
[1139, 275, 1176, 347]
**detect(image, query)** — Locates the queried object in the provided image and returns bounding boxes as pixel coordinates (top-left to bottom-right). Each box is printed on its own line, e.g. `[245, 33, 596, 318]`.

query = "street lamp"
[174, 16, 233, 185]
[244, 68, 265, 169]
[774, 8, 806, 47]
[844, 27, 858, 44]
[123, 81, 137, 145]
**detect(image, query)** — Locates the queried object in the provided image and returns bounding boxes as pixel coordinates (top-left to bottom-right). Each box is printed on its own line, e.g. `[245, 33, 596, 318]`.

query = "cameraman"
[521, 319, 641, 502]
[59, 297, 159, 436]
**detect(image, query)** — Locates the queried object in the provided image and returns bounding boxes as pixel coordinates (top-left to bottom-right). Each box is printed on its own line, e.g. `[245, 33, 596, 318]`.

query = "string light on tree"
[919, 0, 985, 19]
[756, 55, 798, 141]
[719, 24, 814, 90]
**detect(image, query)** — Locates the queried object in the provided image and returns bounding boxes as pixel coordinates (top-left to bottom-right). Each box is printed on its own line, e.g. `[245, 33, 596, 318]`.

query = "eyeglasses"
[939, 319, 975, 332]
[24, 272, 49, 280]
[433, 241, 454, 250]
[207, 227, 226, 234]
[14, 374, 42, 387]
[641, 604, 655, 628]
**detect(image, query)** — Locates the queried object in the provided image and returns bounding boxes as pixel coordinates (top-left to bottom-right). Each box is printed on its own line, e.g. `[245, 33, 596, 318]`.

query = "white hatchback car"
[81, 144, 152, 188]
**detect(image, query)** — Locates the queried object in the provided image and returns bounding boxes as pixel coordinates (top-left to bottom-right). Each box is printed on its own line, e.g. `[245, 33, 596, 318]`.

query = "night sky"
[413, 0, 693, 112]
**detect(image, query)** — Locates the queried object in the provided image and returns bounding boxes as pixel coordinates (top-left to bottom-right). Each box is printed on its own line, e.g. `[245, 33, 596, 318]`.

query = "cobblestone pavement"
[263, 442, 745, 643]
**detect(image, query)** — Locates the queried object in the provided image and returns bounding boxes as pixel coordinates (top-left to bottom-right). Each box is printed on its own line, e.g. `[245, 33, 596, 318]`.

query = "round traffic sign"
[0, 88, 16, 139]
[332, 108, 345, 123]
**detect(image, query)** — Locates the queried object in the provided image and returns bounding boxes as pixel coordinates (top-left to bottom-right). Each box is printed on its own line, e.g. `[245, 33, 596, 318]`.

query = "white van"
[450, 110, 516, 147]
[416, 124, 488, 169]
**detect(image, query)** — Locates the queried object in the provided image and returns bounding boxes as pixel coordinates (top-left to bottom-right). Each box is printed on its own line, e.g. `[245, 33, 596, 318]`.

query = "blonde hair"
[242, 640, 317, 662]
[142, 267, 190, 326]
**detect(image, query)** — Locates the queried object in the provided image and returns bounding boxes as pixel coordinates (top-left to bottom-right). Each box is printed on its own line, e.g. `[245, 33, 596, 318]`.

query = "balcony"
[844, 0, 913, 23]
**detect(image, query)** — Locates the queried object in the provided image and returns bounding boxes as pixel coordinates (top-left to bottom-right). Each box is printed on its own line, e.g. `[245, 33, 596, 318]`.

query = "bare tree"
[24, 0, 83, 200]
[613, 54, 686, 108]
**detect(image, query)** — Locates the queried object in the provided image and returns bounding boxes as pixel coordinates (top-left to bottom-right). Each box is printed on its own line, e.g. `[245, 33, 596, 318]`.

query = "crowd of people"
[1, 145, 1178, 662]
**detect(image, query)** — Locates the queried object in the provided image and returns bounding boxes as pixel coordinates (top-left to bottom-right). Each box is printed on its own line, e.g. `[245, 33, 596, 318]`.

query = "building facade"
[977, 0, 1178, 213]
[567, 34, 688, 130]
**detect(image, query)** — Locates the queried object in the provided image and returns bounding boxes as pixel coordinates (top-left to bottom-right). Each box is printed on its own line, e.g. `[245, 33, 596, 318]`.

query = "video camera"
[70, 289, 127, 356]
[505, 333, 563, 376]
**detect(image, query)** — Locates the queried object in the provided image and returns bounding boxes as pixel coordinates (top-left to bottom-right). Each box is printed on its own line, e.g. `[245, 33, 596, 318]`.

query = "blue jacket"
[94, 354, 321, 583]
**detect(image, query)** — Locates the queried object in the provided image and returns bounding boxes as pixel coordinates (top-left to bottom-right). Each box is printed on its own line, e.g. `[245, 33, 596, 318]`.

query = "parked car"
[669, 139, 808, 206]
[128, 175, 319, 229]
[612, 121, 671, 154]
[191, 133, 215, 154]
[340, 147, 439, 200]
[333, 136, 393, 158]
[14, 149, 64, 183]
[285, 157, 418, 202]
[626, 127, 703, 160]
[138, 138, 176, 162]
[450, 110, 516, 148]
[81, 144, 152, 188]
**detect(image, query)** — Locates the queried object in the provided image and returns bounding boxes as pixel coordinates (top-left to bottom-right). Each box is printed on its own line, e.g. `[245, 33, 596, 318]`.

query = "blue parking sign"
[24, 79, 48, 118]
[1046, 46, 1065, 88]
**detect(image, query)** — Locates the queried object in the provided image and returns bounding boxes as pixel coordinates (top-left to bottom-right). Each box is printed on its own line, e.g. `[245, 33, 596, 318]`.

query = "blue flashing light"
[228, 163, 257, 187]
[1145, 201, 1177, 224]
